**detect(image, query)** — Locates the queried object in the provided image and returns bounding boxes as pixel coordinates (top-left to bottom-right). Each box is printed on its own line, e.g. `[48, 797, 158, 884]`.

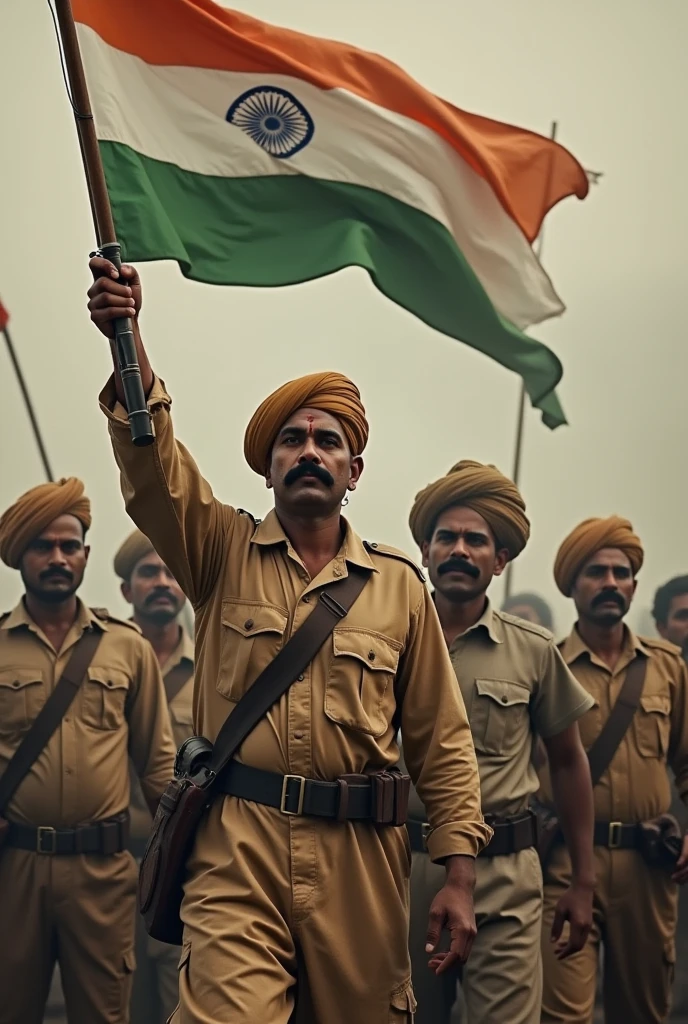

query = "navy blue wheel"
[226, 86, 315, 159]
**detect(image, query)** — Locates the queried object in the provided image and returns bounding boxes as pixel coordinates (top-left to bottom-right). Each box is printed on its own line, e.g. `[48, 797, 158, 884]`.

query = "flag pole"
[503, 120, 558, 600]
[2, 319, 55, 483]
[51, 0, 154, 446]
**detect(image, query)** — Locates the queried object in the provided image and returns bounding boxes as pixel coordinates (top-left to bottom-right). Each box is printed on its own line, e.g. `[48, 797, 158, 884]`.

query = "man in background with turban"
[540, 517, 688, 1024]
[114, 530, 194, 1024]
[406, 460, 595, 1024]
[0, 479, 175, 1024]
[88, 258, 491, 1024]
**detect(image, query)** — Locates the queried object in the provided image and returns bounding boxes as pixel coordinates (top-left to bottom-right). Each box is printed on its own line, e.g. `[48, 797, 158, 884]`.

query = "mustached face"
[122, 552, 186, 626]
[267, 407, 363, 517]
[20, 514, 89, 604]
[421, 505, 509, 603]
[571, 547, 637, 626]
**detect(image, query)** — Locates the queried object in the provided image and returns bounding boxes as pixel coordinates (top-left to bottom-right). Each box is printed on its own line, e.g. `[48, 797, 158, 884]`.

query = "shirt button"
[501, 695, 508, 704]
[297, 674, 305, 681]
[368, 651, 376, 662]
[12, 681, 19, 688]
[65, 767, 72, 775]
[244, 618, 254, 630]
[333, 566, 342, 578]
[294, 731, 304, 740]
[303, 596, 311, 604]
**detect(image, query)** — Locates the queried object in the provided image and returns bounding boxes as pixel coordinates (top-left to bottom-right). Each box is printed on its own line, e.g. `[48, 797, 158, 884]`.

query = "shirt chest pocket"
[470, 678, 530, 756]
[218, 600, 288, 703]
[82, 668, 131, 731]
[634, 692, 671, 758]
[325, 628, 401, 737]
[0, 669, 44, 735]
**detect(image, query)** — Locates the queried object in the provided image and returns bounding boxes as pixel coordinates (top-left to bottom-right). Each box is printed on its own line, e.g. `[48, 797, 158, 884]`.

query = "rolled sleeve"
[99, 373, 234, 608]
[399, 587, 492, 862]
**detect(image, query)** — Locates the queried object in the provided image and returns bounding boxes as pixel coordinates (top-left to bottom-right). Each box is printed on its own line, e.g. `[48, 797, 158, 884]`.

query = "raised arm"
[88, 258, 235, 606]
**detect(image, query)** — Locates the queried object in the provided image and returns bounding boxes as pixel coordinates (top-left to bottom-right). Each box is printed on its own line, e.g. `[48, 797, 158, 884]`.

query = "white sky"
[1, 0, 686, 635]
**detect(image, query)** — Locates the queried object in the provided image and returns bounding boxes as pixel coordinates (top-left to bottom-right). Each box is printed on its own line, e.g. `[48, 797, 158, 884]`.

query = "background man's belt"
[592, 821, 642, 849]
[408, 810, 537, 857]
[216, 762, 410, 825]
[6, 812, 130, 855]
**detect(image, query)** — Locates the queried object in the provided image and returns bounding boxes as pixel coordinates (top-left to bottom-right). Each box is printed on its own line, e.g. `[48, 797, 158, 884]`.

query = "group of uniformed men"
[0, 257, 687, 1024]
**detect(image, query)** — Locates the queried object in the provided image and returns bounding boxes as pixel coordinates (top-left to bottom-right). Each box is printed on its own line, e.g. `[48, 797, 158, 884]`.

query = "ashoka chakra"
[226, 86, 315, 159]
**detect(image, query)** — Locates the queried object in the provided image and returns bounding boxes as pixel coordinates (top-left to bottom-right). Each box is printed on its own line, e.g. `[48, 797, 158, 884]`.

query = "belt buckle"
[421, 822, 431, 850]
[37, 826, 57, 854]
[608, 821, 623, 849]
[280, 775, 306, 816]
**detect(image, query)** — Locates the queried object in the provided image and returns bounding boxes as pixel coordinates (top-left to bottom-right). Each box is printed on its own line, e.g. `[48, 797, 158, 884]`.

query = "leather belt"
[593, 821, 641, 850]
[408, 810, 537, 857]
[6, 813, 130, 855]
[216, 762, 408, 825]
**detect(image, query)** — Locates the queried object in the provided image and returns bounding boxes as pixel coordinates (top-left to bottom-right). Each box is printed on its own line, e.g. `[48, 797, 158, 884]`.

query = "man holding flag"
[88, 256, 491, 1023]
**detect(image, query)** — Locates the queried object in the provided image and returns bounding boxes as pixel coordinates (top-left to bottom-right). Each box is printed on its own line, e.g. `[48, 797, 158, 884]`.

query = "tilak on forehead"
[243, 371, 369, 475]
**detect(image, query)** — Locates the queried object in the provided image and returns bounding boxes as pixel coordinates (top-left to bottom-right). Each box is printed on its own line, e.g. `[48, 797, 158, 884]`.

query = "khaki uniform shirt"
[101, 376, 491, 861]
[539, 626, 688, 822]
[0, 599, 176, 827]
[410, 602, 593, 821]
[129, 625, 195, 841]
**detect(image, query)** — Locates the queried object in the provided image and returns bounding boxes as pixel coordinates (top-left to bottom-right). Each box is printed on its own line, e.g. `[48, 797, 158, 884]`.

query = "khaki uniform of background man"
[405, 461, 595, 1024]
[0, 478, 176, 1024]
[114, 529, 195, 1024]
[653, 575, 688, 1024]
[540, 517, 688, 1024]
[88, 258, 492, 1024]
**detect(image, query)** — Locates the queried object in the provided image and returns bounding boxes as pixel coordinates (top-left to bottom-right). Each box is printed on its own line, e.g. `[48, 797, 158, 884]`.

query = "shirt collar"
[0, 597, 107, 635]
[432, 595, 502, 646]
[250, 509, 378, 574]
[559, 623, 649, 666]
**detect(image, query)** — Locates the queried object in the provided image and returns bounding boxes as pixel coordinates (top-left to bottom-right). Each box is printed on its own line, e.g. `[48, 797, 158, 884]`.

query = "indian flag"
[73, 0, 589, 428]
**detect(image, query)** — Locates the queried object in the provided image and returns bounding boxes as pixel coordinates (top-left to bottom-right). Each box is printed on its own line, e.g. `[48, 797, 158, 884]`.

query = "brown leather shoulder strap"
[0, 629, 103, 813]
[586, 655, 648, 787]
[164, 660, 193, 706]
[209, 567, 370, 775]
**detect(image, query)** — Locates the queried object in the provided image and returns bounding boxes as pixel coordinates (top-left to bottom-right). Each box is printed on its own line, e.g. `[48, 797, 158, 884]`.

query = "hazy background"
[1, 0, 686, 636]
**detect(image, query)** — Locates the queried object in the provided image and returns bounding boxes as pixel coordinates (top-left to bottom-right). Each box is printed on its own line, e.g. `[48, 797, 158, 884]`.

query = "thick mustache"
[40, 568, 73, 581]
[592, 590, 625, 610]
[145, 589, 177, 605]
[284, 462, 334, 488]
[438, 558, 480, 579]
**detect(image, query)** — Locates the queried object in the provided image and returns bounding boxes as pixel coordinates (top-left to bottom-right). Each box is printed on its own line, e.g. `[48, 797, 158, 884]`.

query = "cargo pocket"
[119, 948, 136, 1016]
[82, 668, 130, 730]
[0, 669, 44, 734]
[469, 678, 530, 756]
[634, 692, 671, 757]
[325, 628, 401, 736]
[389, 979, 417, 1021]
[218, 599, 287, 702]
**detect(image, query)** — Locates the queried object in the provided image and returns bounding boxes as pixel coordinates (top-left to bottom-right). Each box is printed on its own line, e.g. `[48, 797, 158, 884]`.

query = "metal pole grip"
[100, 242, 154, 447]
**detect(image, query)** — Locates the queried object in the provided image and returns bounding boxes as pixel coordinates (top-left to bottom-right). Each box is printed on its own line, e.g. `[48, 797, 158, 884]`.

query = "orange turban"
[0, 477, 92, 569]
[409, 460, 530, 560]
[113, 529, 155, 581]
[554, 516, 644, 596]
[243, 371, 368, 475]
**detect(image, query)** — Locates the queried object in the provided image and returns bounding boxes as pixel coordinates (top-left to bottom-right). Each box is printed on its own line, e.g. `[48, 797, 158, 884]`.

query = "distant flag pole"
[503, 121, 558, 601]
[1, 297, 55, 482]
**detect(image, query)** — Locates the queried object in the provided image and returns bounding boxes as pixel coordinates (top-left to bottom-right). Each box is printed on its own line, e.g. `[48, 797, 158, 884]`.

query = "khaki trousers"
[541, 845, 677, 1024]
[130, 909, 180, 1024]
[0, 846, 137, 1024]
[170, 796, 416, 1024]
[409, 846, 543, 1024]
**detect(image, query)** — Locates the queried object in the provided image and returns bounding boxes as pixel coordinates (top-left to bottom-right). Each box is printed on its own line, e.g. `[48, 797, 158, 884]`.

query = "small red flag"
[0, 297, 8, 332]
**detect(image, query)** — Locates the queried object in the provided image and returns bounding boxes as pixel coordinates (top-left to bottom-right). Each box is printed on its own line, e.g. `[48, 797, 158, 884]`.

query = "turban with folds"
[243, 372, 369, 475]
[409, 460, 530, 560]
[0, 477, 92, 569]
[113, 529, 155, 581]
[554, 516, 644, 596]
